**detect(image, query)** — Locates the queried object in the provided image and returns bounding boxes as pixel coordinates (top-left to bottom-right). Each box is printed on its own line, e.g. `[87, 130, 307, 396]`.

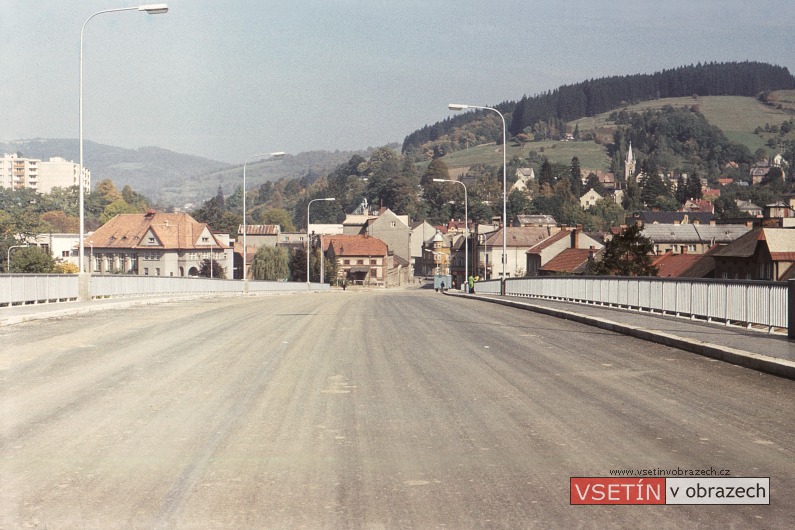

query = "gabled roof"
[710, 227, 795, 261]
[527, 229, 570, 254]
[483, 227, 556, 247]
[326, 235, 388, 257]
[87, 212, 226, 249]
[540, 248, 597, 274]
[652, 252, 706, 278]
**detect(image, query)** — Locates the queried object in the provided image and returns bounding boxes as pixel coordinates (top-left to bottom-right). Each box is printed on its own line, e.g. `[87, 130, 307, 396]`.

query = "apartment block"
[1, 153, 90, 193]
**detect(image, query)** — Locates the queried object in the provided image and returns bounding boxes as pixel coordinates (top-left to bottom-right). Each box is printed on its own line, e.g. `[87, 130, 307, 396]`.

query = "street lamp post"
[449, 103, 507, 294]
[79, 4, 170, 274]
[242, 152, 285, 287]
[7, 245, 29, 273]
[307, 197, 336, 289]
[433, 178, 468, 292]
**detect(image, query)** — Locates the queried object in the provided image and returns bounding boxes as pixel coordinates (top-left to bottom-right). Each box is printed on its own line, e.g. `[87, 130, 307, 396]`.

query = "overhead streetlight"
[79, 4, 169, 274]
[7, 245, 29, 273]
[448, 103, 507, 294]
[242, 152, 285, 287]
[433, 178, 468, 292]
[307, 197, 336, 289]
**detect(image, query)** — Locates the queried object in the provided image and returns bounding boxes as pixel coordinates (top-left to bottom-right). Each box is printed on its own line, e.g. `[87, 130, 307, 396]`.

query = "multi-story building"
[86, 210, 231, 277]
[0, 153, 90, 193]
[325, 234, 389, 286]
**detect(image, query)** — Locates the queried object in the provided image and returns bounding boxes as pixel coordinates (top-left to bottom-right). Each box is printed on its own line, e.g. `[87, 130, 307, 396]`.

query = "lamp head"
[448, 104, 468, 111]
[139, 4, 169, 14]
[270, 152, 286, 158]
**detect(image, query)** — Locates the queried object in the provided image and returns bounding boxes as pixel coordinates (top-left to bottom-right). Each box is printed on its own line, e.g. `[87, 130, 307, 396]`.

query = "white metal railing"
[491, 276, 788, 333]
[0, 274, 328, 306]
[0, 274, 79, 305]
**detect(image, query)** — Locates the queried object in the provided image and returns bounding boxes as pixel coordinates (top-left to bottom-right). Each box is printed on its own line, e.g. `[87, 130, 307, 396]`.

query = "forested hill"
[401, 62, 795, 157]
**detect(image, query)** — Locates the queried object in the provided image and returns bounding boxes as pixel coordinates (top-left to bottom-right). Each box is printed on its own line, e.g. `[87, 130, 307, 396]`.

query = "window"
[370, 259, 377, 265]
[370, 268, 378, 277]
[144, 268, 149, 276]
[148, 237, 155, 243]
[156, 268, 161, 276]
[202, 237, 209, 242]
[357, 260, 364, 265]
[343, 259, 350, 265]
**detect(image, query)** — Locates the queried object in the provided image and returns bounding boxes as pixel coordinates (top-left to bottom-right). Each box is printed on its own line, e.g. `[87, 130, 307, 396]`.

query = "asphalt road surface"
[1, 290, 793, 528]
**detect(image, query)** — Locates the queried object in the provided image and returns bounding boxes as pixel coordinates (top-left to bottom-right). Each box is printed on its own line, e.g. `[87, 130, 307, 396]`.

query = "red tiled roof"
[540, 248, 593, 273]
[86, 212, 226, 249]
[326, 235, 388, 257]
[652, 252, 704, 277]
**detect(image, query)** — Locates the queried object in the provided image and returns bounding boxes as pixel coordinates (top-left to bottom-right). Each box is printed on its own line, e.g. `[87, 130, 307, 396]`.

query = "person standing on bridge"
[468, 275, 475, 294]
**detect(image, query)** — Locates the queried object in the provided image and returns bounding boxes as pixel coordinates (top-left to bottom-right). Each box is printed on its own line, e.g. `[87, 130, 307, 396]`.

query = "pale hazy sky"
[2, 0, 794, 163]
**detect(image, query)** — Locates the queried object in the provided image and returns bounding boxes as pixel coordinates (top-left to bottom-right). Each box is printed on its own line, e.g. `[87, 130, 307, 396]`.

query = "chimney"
[589, 245, 596, 259]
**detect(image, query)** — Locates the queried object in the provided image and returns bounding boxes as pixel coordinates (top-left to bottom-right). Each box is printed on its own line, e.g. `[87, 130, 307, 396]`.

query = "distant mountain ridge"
[0, 139, 369, 207]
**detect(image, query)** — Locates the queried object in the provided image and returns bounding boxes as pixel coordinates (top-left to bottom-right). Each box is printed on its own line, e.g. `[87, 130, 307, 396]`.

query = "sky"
[2, 0, 794, 164]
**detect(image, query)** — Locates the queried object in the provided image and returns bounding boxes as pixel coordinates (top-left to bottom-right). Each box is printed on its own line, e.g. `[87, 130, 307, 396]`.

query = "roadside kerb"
[454, 293, 795, 380]
[0, 291, 311, 327]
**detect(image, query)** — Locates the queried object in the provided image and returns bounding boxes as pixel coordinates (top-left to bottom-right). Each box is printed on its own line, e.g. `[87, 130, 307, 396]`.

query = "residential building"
[479, 226, 561, 279]
[735, 200, 762, 217]
[579, 188, 602, 209]
[410, 220, 436, 274]
[526, 227, 603, 276]
[29, 233, 81, 268]
[238, 224, 280, 248]
[512, 168, 535, 195]
[85, 210, 231, 277]
[1, 153, 90, 193]
[642, 224, 750, 255]
[712, 227, 795, 280]
[363, 208, 411, 265]
[326, 234, 389, 286]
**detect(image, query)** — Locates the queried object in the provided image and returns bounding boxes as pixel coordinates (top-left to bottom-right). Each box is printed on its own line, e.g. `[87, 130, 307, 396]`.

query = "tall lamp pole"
[307, 197, 336, 289]
[449, 103, 507, 294]
[79, 4, 170, 273]
[433, 178, 468, 292]
[241, 152, 285, 286]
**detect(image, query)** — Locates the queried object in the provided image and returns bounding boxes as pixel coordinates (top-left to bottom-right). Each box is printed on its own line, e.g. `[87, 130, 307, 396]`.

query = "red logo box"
[571, 477, 666, 505]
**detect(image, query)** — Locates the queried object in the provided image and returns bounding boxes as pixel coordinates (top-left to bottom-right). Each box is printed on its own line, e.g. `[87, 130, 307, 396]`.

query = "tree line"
[401, 62, 795, 158]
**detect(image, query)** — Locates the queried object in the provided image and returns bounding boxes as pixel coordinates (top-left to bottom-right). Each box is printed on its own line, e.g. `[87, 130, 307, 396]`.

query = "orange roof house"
[326, 234, 389, 286]
[85, 210, 229, 277]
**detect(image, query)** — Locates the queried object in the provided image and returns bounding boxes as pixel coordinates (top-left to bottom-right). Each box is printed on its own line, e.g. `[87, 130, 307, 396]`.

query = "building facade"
[326, 234, 389, 286]
[1, 153, 90, 193]
[86, 211, 231, 277]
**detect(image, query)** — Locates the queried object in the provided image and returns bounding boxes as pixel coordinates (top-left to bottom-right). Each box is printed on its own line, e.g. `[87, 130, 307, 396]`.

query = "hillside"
[437, 92, 795, 174]
[404, 62, 795, 161]
[0, 139, 370, 207]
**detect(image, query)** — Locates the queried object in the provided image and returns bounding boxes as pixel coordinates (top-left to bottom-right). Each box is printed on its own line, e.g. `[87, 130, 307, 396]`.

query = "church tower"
[624, 142, 636, 180]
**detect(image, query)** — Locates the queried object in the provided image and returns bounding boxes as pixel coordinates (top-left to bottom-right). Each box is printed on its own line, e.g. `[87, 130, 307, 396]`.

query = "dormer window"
[148, 237, 155, 244]
[202, 237, 209, 243]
